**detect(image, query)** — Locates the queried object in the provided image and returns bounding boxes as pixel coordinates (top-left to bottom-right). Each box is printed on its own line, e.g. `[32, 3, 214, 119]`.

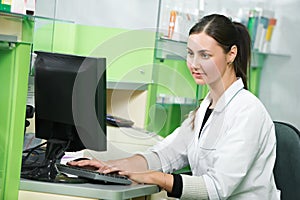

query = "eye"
[187, 50, 194, 57]
[200, 52, 210, 59]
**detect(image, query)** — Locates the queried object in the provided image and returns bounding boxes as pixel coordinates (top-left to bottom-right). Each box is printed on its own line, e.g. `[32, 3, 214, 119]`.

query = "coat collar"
[203, 78, 245, 112]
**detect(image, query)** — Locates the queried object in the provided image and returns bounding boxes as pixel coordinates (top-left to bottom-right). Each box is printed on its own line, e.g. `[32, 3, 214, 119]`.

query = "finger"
[68, 159, 106, 169]
[68, 160, 90, 166]
[67, 160, 82, 165]
[102, 166, 120, 174]
[82, 160, 105, 168]
[118, 171, 129, 176]
[98, 165, 110, 172]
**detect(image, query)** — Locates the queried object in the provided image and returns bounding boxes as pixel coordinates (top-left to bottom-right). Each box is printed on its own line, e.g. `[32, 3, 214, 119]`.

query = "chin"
[194, 79, 207, 85]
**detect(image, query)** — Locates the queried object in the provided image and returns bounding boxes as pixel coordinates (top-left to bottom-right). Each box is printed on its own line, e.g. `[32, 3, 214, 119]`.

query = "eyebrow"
[186, 47, 210, 53]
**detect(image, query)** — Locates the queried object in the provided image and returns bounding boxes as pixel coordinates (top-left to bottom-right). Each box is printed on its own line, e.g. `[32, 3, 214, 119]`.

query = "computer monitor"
[21, 51, 107, 182]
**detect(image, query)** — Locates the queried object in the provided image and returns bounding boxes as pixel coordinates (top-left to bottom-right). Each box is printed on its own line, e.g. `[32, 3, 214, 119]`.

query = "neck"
[208, 74, 237, 108]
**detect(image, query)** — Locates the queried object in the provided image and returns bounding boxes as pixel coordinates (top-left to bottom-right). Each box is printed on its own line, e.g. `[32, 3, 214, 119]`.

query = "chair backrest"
[273, 121, 300, 200]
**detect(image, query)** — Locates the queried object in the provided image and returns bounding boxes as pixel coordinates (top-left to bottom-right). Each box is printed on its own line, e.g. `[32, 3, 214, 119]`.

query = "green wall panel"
[33, 20, 55, 52]
[0, 43, 31, 200]
[33, 23, 156, 83]
[154, 59, 197, 98]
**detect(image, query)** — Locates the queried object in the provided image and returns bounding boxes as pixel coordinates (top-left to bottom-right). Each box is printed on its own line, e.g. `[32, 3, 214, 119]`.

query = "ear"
[226, 45, 237, 64]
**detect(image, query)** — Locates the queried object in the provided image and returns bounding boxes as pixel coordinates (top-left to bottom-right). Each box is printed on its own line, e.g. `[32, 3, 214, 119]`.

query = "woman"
[69, 14, 280, 199]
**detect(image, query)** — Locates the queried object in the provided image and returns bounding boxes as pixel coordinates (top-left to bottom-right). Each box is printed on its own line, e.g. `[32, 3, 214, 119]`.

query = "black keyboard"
[56, 164, 132, 185]
[106, 114, 134, 127]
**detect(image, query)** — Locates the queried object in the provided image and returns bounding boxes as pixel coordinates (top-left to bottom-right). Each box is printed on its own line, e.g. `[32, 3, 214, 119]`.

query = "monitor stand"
[21, 139, 88, 183]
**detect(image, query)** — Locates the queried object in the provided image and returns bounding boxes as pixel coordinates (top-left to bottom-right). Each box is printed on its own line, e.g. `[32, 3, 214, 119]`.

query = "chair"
[273, 121, 300, 200]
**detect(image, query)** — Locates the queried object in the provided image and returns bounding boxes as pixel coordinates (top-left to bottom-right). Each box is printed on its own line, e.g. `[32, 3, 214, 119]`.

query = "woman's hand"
[119, 170, 156, 184]
[67, 154, 149, 174]
[119, 170, 173, 192]
[67, 159, 121, 173]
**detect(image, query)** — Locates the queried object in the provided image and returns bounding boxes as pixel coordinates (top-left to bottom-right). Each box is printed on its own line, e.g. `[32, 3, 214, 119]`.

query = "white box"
[11, 0, 25, 14]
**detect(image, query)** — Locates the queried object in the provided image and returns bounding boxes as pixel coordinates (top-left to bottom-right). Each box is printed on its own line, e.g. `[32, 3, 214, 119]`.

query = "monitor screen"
[34, 51, 107, 152]
[21, 51, 107, 182]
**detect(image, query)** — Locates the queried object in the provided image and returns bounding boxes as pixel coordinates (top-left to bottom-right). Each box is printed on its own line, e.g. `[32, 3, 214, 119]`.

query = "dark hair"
[189, 14, 251, 89]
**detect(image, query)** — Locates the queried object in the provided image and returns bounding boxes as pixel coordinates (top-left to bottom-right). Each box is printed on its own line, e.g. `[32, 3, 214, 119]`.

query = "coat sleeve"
[146, 116, 195, 173]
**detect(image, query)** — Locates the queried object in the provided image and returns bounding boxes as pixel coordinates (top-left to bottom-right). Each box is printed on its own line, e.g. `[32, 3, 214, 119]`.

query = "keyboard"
[56, 164, 132, 185]
[106, 114, 134, 127]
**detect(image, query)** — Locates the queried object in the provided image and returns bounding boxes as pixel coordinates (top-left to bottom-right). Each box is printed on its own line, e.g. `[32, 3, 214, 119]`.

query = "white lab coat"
[146, 79, 280, 199]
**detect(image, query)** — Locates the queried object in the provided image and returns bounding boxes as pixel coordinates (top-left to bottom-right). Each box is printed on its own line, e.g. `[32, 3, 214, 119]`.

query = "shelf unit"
[0, 11, 34, 200]
[0, 9, 76, 200]
[144, 0, 200, 136]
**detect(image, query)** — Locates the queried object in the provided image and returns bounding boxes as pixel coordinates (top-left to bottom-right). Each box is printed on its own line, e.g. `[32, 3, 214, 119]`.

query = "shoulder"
[234, 89, 267, 112]
[228, 89, 273, 126]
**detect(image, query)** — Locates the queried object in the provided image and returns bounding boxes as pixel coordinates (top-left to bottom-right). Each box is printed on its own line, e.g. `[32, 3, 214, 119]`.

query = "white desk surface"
[20, 179, 159, 200]
[20, 126, 163, 200]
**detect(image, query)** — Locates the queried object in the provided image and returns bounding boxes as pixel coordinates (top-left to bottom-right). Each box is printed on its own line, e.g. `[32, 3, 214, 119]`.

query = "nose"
[187, 55, 201, 70]
[188, 56, 201, 69]
[191, 62, 201, 70]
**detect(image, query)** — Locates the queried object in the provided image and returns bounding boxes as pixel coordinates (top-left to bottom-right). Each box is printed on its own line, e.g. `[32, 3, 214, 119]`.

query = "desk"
[20, 179, 159, 200]
[20, 126, 163, 199]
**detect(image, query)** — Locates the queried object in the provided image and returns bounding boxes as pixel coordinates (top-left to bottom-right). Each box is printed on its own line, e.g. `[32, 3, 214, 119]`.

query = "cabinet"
[0, 11, 34, 200]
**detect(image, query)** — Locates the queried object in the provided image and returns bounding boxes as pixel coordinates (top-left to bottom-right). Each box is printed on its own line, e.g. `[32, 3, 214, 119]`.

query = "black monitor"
[21, 51, 107, 182]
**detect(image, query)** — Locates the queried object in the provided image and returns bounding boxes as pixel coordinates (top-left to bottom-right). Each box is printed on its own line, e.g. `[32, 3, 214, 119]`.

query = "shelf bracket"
[0, 41, 16, 50]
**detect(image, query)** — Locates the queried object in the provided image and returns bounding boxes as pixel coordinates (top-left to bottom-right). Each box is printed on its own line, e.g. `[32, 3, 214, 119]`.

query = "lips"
[192, 71, 205, 79]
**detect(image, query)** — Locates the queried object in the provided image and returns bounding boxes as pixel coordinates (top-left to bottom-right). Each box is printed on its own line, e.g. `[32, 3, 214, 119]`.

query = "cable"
[22, 141, 47, 168]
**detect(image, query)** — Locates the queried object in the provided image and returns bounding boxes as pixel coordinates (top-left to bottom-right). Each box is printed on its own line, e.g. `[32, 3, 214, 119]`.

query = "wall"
[36, 0, 159, 29]
[258, 0, 300, 129]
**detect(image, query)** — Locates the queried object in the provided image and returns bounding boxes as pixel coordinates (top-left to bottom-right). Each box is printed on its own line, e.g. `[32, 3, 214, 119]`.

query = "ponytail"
[233, 22, 251, 89]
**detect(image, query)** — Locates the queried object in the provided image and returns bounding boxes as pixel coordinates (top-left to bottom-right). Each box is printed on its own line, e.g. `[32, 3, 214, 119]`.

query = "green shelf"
[0, 11, 34, 200]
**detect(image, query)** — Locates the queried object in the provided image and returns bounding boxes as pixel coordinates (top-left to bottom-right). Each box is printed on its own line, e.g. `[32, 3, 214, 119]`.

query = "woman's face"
[186, 32, 229, 86]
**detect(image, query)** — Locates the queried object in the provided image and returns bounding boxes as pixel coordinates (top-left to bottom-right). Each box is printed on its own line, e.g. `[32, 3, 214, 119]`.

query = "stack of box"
[247, 8, 277, 53]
